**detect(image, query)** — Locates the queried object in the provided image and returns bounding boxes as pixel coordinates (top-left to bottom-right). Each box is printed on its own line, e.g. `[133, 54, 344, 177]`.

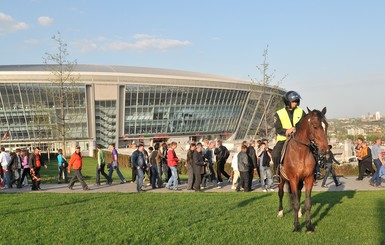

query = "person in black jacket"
[193, 143, 206, 192]
[8, 149, 22, 188]
[236, 145, 250, 192]
[321, 145, 342, 188]
[186, 143, 196, 190]
[247, 140, 257, 190]
[131, 144, 147, 192]
[214, 140, 230, 184]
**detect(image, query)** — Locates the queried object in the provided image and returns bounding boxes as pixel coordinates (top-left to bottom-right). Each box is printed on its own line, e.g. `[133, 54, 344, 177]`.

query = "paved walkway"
[1, 176, 383, 193]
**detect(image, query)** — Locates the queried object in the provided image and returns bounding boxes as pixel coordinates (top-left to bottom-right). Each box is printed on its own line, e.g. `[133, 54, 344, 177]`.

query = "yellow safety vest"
[276, 107, 304, 142]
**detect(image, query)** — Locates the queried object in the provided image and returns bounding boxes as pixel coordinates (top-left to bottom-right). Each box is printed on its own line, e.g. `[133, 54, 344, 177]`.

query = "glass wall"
[124, 85, 248, 136]
[0, 83, 87, 143]
[95, 100, 116, 147]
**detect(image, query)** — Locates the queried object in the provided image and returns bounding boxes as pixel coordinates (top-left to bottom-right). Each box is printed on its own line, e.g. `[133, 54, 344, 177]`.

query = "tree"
[44, 32, 79, 154]
[250, 46, 286, 139]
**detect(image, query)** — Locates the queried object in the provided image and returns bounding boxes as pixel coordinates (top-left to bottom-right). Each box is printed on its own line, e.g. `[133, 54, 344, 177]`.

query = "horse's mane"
[295, 109, 327, 132]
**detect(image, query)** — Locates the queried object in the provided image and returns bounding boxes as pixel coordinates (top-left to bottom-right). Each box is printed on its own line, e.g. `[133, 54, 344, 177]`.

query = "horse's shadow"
[310, 190, 356, 228]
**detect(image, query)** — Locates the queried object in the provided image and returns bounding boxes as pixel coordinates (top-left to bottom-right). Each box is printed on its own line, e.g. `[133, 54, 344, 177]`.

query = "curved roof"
[0, 64, 248, 83]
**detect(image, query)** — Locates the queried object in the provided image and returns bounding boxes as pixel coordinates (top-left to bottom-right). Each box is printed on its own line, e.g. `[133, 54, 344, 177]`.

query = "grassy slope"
[1, 191, 384, 245]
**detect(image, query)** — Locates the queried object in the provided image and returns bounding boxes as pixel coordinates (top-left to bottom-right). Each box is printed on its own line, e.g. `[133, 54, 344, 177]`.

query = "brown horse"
[277, 107, 329, 232]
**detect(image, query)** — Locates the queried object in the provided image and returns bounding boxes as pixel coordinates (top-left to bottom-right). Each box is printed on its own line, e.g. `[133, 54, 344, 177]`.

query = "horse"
[277, 107, 329, 233]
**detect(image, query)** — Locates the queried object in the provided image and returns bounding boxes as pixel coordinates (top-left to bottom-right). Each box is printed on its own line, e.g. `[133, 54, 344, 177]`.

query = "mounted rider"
[272, 91, 305, 183]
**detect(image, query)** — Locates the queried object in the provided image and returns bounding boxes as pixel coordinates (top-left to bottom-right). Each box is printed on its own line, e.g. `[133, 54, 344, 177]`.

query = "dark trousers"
[162, 162, 170, 182]
[256, 162, 261, 179]
[96, 164, 110, 184]
[69, 169, 88, 189]
[272, 140, 285, 175]
[321, 163, 338, 186]
[150, 164, 163, 188]
[208, 163, 216, 181]
[237, 171, 250, 192]
[132, 167, 137, 182]
[58, 167, 68, 183]
[10, 169, 21, 186]
[248, 166, 254, 190]
[358, 160, 375, 180]
[187, 164, 194, 190]
[193, 168, 202, 191]
[18, 168, 32, 187]
[217, 160, 230, 182]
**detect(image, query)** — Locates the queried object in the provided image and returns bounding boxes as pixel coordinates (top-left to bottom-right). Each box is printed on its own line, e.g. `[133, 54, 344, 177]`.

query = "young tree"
[44, 32, 79, 154]
[249, 46, 286, 139]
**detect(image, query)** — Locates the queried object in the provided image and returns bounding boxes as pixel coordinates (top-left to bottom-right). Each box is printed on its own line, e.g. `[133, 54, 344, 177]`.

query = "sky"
[1, 0, 385, 119]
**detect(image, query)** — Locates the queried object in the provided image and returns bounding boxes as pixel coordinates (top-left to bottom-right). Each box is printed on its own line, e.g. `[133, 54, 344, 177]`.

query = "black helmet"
[283, 91, 301, 107]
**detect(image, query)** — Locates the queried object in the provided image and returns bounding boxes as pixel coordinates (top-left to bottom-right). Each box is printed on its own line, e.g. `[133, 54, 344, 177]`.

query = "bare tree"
[251, 46, 286, 138]
[44, 32, 79, 154]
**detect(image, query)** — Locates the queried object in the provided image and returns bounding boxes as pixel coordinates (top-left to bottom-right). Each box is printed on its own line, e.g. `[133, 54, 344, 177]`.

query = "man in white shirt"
[0, 147, 11, 189]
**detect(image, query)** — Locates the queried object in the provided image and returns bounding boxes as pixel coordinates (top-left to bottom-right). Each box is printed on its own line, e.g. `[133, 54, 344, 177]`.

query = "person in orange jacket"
[67, 146, 89, 191]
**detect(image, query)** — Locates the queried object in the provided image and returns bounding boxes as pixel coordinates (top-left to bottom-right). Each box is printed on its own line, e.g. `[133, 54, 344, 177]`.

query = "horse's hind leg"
[304, 176, 315, 233]
[277, 181, 284, 217]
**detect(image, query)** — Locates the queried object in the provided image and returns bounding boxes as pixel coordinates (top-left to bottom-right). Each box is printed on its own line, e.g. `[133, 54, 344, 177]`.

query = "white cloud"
[73, 34, 191, 52]
[38, 16, 53, 26]
[0, 12, 29, 33]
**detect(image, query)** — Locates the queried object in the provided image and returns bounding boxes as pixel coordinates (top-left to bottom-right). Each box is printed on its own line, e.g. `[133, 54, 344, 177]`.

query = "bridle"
[291, 113, 328, 156]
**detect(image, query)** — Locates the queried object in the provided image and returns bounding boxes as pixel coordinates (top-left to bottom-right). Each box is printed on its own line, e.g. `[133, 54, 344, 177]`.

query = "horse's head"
[305, 107, 329, 156]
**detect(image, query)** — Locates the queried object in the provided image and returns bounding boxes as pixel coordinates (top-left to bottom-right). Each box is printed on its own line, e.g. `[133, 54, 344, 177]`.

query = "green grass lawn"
[0, 191, 384, 244]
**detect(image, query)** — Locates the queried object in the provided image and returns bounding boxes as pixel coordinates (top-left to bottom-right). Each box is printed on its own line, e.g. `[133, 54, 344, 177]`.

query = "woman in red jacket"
[67, 146, 89, 191]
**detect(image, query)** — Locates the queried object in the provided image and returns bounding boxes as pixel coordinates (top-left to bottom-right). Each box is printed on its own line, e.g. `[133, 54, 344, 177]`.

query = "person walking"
[203, 140, 216, 182]
[186, 143, 196, 190]
[247, 140, 257, 190]
[17, 149, 32, 188]
[9, 149, 22, 188]
[29, 147, 47, 191]
[67, 146, 89, 191]
[57, 149, 68, 184]
[192, 143, 206, 192]
[165, 142, 180, 191]
[370, 139, 385, 188]
[356, 142, 375, 181]
[0, 147, 11, 189]
[214, 140, 230, 186]
[96, 144, 112, 185]
[131, 143, 147, 192]
[321, 145, 342, 188]
[150, 143, 163, 189]
[108, 143, 127, 184]
[231, 146, 240, 190]
[236, 145, 250, 192]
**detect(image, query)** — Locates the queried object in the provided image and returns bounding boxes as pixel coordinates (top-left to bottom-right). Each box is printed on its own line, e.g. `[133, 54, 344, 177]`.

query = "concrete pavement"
[1, 175, 383, 193]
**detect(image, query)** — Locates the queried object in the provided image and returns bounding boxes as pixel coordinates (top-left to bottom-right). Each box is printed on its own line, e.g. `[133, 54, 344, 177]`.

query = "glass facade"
[95, 100, 116, 147]
[0, 83, 87, 143]
[124, 85, 248, 136]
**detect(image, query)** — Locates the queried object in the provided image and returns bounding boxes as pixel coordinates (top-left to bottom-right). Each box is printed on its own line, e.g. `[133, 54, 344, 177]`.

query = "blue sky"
[1, 0, 385, 119]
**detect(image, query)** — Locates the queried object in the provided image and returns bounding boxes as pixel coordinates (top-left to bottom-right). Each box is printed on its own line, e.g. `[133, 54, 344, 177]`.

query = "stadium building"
[0, 64, 284, 154]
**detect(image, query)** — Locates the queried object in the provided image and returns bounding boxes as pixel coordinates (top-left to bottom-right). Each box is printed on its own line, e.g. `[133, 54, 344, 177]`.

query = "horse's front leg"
[277, 181, 285, 217]
[290, 181, 301, 232]
[304, 176, 315, 233]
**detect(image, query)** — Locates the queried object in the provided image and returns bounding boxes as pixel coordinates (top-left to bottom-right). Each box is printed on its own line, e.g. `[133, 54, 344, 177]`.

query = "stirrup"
[273, 175, 281, 184]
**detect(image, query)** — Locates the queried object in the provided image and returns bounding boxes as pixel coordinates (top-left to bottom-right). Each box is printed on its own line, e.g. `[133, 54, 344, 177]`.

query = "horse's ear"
[307, 107, 311, 113]
[321, 107, 327, 115]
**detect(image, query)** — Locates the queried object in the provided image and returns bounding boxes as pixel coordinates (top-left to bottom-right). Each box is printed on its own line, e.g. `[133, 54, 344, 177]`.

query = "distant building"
[347, 127, 365, 136]
[375, 111, 381, 121]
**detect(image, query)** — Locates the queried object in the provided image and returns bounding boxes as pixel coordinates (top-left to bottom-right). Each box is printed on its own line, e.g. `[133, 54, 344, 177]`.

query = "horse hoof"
[306, 227, 315, 233]
[292, 227, 301, 232]
[277, 210, 284, 217]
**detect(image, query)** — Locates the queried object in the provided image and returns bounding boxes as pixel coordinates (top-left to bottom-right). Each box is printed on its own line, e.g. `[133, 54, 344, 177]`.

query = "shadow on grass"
[311, 190, 356, 228]
[237, 194, 270, 208]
